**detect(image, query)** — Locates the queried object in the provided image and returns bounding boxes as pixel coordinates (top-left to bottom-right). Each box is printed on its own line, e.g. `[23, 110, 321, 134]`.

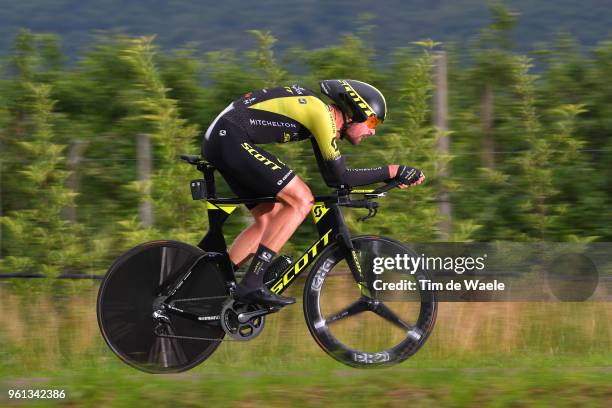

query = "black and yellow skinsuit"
[201, 84, 390, 206]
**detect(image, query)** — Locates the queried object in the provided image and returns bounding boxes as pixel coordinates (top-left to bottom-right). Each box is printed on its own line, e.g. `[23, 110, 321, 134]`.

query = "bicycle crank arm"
[237, 307, 280, 323]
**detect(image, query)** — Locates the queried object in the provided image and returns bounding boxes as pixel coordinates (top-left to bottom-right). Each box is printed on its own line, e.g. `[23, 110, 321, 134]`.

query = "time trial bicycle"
[96, 155, 437, 373]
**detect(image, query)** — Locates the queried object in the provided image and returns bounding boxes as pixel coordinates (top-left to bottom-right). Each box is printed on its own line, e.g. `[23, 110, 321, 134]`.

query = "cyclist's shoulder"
[238, 85, 330, 126]
[237, 84, 323, 104]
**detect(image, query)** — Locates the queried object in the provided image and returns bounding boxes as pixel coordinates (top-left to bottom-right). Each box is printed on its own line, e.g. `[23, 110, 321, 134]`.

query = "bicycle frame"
[153, 158, 384, 323]
[181, 158, 377, 298]
[198, 196, 369, 296]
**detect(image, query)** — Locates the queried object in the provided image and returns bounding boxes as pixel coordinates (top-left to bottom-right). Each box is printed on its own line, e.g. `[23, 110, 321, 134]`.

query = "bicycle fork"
[331, 204, 375, 299]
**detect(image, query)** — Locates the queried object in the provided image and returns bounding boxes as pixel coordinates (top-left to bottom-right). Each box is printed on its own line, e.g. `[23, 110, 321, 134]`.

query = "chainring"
[220, 299, 266, 341]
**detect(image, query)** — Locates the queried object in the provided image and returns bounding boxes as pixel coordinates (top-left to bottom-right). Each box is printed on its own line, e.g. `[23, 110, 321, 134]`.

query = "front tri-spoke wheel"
[97, 240, 228, 373]
[303, 236, 437, 368]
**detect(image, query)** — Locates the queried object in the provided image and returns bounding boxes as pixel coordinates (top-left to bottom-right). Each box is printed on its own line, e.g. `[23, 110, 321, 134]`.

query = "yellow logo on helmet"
[340, 80, 375, 117]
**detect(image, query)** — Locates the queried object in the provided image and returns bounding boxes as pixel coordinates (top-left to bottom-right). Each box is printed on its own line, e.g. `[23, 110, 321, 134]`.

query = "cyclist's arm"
[310, 139, 390, 187]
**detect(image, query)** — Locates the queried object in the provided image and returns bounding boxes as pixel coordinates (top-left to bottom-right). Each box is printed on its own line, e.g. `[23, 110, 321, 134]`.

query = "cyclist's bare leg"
[233, 176, 312, 305]
[259, 176, 314, 251]
[229, 202, 283, 267]
[229, 177, 313, 264]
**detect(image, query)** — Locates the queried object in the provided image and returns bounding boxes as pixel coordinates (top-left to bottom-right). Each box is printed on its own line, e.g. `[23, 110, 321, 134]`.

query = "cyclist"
[201, 79, 425, 307]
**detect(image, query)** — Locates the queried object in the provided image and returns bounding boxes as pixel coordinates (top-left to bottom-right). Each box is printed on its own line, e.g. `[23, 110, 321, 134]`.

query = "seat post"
[198, 163, 216, 199]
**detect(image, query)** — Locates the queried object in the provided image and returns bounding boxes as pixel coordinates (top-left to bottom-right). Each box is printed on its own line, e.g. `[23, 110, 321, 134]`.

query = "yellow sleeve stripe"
[249, 96, 340, 160]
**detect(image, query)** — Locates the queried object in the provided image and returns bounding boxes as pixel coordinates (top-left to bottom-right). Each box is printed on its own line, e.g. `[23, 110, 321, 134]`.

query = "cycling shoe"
[234, 284, 295, 308]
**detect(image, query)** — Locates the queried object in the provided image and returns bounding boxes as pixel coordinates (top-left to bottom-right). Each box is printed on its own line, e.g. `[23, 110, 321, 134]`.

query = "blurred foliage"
[0, 33, 86, 276]
[1, 4, 612, 275]
[117, 36, 205, 247]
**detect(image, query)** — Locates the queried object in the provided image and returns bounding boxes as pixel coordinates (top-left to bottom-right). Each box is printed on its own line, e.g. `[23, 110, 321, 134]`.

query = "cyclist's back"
[202, 84, 355, 196]
[211, 85, 335, 146]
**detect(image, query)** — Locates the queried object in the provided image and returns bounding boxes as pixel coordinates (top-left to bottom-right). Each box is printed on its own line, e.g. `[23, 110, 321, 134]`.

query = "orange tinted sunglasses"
[365, 115, 383, 129]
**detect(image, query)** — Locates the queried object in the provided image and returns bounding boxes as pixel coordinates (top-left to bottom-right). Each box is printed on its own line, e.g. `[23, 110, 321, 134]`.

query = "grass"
[1, 357, 611, 407]
[0, 281, 610, 406]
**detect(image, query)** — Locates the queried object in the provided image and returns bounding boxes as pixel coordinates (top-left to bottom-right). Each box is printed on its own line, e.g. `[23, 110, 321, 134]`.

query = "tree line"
[1, 6, 611, 276]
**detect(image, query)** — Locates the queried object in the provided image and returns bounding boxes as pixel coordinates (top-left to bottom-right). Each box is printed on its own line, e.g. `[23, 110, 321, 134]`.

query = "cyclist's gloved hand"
[395, 165, 424, 186]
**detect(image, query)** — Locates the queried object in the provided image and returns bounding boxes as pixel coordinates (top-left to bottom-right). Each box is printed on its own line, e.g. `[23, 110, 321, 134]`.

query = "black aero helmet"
[319, 79, 387, 125]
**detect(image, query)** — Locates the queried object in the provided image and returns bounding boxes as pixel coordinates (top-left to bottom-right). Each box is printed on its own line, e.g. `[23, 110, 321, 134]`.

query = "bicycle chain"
[170, 295, 229, 304]
[159, 295, 243, 342]
[156, 332, 230, 342]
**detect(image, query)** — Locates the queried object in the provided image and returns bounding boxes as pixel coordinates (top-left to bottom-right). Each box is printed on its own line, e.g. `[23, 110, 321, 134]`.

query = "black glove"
[395, 165, 423, 186]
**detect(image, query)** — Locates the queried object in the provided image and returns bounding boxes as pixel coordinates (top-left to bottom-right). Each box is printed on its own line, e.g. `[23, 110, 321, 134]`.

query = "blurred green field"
[0, 281, 610, 406]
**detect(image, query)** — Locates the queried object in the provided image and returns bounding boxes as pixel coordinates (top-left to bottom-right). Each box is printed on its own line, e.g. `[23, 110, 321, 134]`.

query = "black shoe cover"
[234, 284, 295, 307]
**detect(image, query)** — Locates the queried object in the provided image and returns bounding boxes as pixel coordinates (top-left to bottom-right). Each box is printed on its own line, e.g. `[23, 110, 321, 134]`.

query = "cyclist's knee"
[289, 194, 313, 219]
[299, 192, 314, 218]
[278, 177, 313, 219]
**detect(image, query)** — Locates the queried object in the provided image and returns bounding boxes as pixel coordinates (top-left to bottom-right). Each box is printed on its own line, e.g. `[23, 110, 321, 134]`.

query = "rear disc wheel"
[97, 240, 228, 373]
